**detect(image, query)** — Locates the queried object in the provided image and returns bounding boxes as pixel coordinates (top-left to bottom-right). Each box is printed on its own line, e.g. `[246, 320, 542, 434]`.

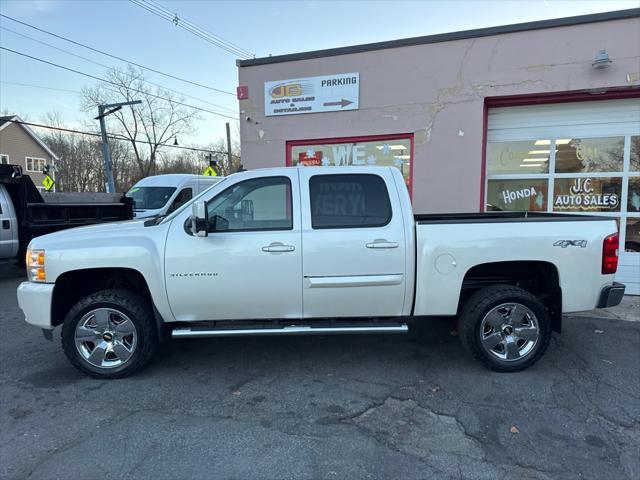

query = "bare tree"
[41, 112, 138, 192]
[156, 140, 241, 177]
[41, 112, 102, 192]
[81, 65, 199, 179]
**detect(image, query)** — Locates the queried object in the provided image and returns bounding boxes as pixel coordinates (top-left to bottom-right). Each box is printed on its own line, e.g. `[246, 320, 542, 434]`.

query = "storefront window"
[553, 177, 622, 212]
[486, 179, 548, 211]
[485, 134, 639, 254]
[486, 140, 550, 174]
[289, 135, 412, 191]
[554, 137, 624, 173]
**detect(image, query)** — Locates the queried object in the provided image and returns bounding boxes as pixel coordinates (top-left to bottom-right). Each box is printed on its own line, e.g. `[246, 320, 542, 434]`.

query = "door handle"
[366, 240, 399, 249]
[262, 242, 295, 253]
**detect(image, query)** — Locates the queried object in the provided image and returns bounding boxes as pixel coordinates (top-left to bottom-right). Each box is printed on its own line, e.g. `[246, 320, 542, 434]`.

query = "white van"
[126, 174, 223, 219]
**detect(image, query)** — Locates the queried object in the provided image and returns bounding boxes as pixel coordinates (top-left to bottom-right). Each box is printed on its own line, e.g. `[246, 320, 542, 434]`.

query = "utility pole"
[95, 100, 142, 193]
[225, 122, 232, 174]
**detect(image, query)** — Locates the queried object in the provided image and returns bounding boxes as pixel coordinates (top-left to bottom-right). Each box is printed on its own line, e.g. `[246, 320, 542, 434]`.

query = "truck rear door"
[298, 168, 407, 318]
[0, 185, 18, 259]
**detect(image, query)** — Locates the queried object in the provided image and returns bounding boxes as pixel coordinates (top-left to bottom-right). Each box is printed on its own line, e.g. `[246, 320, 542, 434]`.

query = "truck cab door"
[298, 168, 408, 318]
[164, 170, 302, 321]
[0, 186, 19, 260]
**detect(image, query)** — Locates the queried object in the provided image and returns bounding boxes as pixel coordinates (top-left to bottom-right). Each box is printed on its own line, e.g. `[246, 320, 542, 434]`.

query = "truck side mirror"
[190, 201, 208, 237]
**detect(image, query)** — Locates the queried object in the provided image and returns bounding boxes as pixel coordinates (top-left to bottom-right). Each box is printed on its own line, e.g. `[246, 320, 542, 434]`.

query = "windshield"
[126, 186, 176, 210]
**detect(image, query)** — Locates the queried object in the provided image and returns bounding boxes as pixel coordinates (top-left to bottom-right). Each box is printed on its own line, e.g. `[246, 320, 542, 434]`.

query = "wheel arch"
[459, 260, 562, 333]
[51, 267, 165, 337]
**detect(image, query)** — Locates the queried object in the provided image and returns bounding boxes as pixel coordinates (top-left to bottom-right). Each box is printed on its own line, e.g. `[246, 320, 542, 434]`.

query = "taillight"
[602, 233, 619, 275]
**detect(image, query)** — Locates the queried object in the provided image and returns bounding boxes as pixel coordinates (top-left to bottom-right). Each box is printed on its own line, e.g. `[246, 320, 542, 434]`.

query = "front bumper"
[597, 282, 626, 308]
[17, 281, 55, 329]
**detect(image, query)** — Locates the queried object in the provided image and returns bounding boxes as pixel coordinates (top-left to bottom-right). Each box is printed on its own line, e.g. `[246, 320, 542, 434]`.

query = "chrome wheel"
[74, 308, 137, 369]
[480, 302, 539, 362]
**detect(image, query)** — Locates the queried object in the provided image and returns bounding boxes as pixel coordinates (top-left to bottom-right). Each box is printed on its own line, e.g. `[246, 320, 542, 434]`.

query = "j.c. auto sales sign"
[264, 72, 359, 116]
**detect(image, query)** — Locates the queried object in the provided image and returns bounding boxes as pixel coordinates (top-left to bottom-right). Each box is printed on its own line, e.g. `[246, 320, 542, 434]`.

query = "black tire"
[458, 285, 552, 372]
[61, 289, 158, 379]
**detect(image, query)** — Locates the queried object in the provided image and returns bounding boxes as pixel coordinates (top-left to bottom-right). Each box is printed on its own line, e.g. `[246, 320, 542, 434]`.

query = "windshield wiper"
[143, 215, 166, 227]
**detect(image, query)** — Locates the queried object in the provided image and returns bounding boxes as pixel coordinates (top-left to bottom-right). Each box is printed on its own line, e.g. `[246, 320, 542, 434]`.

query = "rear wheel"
[458, 285, 551, 372]
[61, 290, 157, 379]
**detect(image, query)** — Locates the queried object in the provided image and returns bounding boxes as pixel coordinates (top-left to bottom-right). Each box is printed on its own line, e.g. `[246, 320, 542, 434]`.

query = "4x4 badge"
[553, 240, 587, 248]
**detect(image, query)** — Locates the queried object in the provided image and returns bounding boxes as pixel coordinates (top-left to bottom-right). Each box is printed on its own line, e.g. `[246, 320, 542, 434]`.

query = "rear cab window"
[309, 174, 392, 229]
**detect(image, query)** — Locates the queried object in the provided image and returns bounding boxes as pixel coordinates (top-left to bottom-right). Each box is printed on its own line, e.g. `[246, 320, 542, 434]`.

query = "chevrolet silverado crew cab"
[17, 167, 625, 378]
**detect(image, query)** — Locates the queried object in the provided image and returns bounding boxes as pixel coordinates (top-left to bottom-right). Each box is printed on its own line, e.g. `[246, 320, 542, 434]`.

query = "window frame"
[309, 173, 393, 230]
[25, 156, 46, 173]
[206, 175, 294, 233]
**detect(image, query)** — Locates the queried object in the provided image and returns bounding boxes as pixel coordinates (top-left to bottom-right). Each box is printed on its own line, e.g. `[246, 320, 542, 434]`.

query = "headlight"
[26, 249, 46, 282]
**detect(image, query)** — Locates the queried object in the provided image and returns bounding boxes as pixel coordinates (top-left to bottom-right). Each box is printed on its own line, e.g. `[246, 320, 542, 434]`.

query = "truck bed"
[1, 164, 133, 258]
[414, 211, 613, 224]
[413, 214, 618, 316]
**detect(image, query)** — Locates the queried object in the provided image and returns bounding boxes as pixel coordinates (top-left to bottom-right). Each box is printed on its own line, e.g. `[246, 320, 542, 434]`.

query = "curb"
[567, 296, 640, 322]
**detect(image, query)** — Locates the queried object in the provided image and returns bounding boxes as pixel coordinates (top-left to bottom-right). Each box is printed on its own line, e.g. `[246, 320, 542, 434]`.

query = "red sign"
[236, 86, 249, 100]
[299, 151, 322, 166]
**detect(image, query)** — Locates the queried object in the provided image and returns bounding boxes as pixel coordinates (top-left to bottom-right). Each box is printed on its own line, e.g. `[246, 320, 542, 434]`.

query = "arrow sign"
[322, 99, 353, 108]
[265, 72, 359, 116]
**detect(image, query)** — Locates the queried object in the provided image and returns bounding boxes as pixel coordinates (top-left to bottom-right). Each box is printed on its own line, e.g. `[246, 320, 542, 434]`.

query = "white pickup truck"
[17, 167, 625, 378]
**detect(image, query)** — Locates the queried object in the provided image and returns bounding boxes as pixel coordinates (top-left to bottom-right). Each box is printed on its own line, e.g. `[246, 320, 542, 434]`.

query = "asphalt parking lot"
[1, 260, 639, 480]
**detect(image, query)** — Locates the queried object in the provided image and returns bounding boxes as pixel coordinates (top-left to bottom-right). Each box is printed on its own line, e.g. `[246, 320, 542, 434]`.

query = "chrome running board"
[172, 323, 408, 338]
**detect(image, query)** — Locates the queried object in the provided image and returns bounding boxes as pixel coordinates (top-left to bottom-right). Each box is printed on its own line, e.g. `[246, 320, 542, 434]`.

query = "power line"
[0, 80, 80, 94]
[0, 80, 237, 117]
[0, 26, 238, 114]
[0, 80, 209, 114]
[143, 0, 254, 57]
[131, 0, 254, 58]
[0, 13, 235, 96]
[0, 46, 238, 120]
[9, 119, 231, 155]
[130, 0, 254, 59]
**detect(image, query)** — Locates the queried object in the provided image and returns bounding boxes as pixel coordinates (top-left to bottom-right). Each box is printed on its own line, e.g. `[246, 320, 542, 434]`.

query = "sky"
[0, 0, 638, 151]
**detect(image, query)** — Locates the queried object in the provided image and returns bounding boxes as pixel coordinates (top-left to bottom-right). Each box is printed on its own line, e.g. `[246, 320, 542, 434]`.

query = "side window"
[0, 154, 8, 164]
[25, 157, 45, 172]
[207, 176, 292, 232]
[169, 187, 192, 212]
[310, 174, 392, 229]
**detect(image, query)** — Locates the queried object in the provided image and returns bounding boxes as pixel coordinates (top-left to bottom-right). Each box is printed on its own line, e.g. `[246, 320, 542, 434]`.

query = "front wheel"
[61, 290, 158, 379]
[458, 285, 552, 372]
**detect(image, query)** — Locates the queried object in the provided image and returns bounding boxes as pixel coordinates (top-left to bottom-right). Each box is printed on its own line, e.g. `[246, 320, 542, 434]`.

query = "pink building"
[237, 9, 640, 293]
